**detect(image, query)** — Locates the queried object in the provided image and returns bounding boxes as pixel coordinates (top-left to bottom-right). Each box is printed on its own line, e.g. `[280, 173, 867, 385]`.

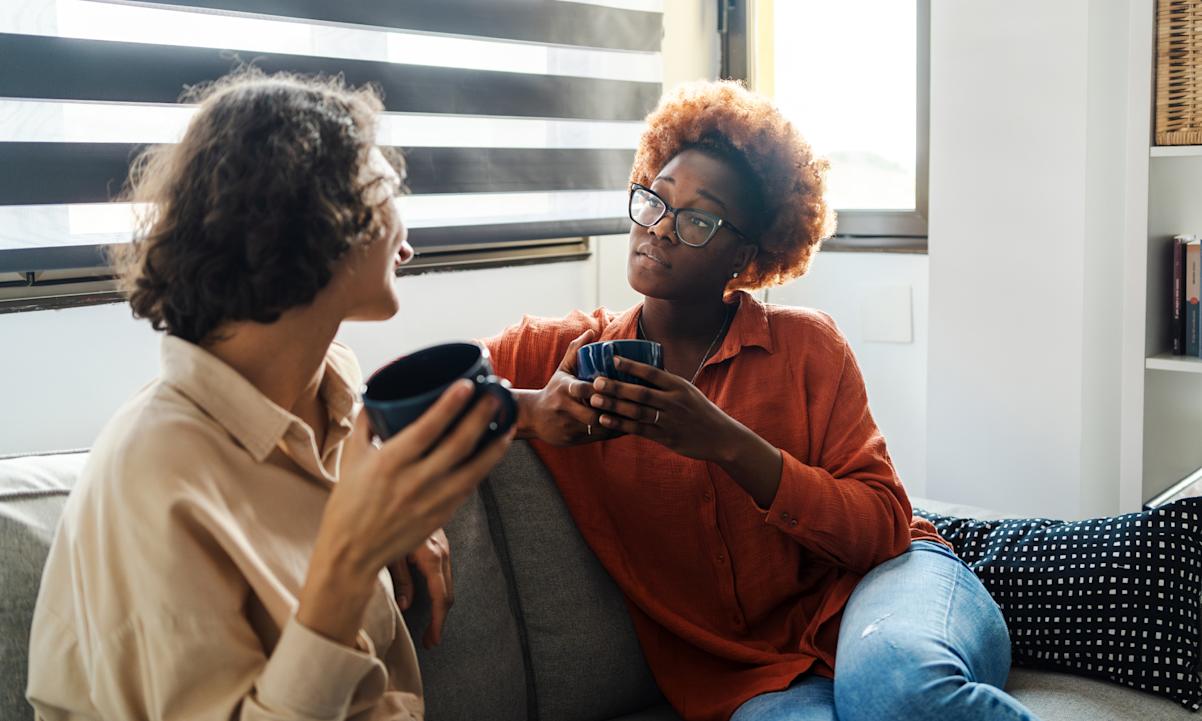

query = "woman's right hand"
[297, 380, 512, 645]
[517, 329, 620, 446]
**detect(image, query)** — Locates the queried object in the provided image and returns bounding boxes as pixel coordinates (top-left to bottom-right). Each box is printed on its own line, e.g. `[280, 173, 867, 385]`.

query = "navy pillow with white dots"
[914, 498, 1202, 710]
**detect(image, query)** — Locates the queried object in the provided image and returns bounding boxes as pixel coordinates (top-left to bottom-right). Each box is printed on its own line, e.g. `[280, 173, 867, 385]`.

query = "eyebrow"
[653, 175, 729, 211]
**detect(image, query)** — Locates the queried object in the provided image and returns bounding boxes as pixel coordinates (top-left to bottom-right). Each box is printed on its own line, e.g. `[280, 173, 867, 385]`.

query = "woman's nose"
[650, 211, 677, 244]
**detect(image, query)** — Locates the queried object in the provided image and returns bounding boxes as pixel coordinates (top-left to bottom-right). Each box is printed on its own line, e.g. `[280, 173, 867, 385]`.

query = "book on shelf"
[1183, 236, 1200, 357]
[1174, 236, 1187, 354]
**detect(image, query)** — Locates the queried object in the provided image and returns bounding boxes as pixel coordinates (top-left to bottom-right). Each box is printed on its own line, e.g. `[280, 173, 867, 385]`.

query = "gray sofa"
[0, 443, 1194, 721]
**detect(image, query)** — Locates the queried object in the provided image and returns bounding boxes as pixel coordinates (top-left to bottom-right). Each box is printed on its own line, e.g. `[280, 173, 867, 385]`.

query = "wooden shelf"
[1151, 146, 1202, 157]
[1146, 353, 1202, 372]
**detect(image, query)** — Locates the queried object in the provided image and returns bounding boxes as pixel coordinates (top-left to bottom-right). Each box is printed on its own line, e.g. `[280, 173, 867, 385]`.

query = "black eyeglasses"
[628, 183, 749, 248]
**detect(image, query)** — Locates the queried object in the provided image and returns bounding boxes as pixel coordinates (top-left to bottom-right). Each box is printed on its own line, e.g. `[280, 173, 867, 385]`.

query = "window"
[726, 0, 929, 250]
[0, 0, 664, 309]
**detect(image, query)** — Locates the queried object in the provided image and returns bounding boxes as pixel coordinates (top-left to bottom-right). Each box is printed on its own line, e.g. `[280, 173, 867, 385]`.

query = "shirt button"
[703, 491, 713, 502]
[780, 511, 790, 521]
[716, 553, 725, 562]
[789, 519, 799, 528]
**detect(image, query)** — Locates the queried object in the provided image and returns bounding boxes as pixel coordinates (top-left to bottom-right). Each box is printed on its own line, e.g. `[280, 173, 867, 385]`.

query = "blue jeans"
[730, 541, 1041, 721]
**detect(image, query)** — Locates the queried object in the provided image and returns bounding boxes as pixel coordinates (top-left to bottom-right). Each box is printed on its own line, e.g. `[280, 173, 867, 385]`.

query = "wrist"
[511, 388, 541, 440]
[297, 549, 377, 646]
[716, 420, 760, 467]
[717, 423, 783, 509]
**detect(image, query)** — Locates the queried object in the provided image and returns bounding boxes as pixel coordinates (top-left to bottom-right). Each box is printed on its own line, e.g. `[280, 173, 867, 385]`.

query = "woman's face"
[338, 147, 414, 321]
[627, 149, 758, 302]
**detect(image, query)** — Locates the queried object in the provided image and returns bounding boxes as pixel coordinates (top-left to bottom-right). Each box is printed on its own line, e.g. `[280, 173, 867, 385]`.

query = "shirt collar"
[708, 291, 774, 365]
[159, 335, 360, 465]
[603, 290, 775, 369]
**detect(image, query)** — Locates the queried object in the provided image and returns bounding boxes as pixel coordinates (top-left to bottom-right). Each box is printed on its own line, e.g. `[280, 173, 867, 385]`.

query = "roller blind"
[0, 0, 663, 275]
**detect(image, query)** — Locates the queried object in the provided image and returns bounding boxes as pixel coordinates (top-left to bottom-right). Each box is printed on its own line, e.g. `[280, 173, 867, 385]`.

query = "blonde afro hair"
[630, 80, 835, 290]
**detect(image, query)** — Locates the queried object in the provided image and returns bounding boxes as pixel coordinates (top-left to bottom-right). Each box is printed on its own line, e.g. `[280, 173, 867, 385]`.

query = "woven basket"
[1158, 0, 1202, 145]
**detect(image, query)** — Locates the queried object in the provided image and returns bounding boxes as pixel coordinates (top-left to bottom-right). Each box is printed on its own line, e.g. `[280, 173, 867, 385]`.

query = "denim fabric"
[730, 541, 1041, 721]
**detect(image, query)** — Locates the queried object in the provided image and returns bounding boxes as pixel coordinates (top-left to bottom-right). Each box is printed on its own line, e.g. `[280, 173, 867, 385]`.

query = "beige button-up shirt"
[27, 336, 423, 721]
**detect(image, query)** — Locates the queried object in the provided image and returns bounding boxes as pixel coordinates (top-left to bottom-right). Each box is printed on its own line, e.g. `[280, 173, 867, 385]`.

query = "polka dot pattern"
[914, 498, 1202, 710]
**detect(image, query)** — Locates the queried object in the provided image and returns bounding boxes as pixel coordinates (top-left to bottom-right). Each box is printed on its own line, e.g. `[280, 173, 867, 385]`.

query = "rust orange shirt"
[485, 292, 943, 721]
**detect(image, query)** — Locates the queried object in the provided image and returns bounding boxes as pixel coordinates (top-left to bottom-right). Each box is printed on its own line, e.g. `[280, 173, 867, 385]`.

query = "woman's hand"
[587, 356, 742, 462]
[392, 529, 454, 649]
[298, 380, 513, 646]
[516, 329, 621, 446]
[589, 356, 784, 507]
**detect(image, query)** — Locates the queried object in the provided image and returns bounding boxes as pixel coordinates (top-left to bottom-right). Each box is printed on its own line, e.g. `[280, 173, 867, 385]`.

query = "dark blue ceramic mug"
[362, 342, 516, 445]
[577, 339, 664, 387]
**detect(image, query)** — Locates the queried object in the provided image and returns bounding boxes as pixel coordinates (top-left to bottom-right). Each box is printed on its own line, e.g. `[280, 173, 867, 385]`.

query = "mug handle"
[478, 376, 518, 436]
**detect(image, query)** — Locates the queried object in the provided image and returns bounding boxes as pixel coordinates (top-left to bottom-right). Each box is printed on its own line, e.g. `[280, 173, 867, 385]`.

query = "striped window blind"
[0, 0, 663, 280]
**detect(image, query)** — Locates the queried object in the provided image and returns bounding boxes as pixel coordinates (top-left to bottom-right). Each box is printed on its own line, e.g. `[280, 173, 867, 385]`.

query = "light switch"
[861, 285, 913, 344]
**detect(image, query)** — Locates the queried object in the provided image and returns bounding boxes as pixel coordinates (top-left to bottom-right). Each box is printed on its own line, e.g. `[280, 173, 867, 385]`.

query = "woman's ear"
[733, 243, 759, 275]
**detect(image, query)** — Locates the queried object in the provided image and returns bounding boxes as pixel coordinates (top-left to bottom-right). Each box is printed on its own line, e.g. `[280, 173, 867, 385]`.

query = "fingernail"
[591, 395, 604, 408]
[595, 379, 608, 391]
[399, 596, 409, 609]
[613, 357, 623, 367]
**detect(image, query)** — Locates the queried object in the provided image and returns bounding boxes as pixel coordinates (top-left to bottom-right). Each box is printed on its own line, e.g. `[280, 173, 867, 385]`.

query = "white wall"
[768, 253, 929, 497]
[926, 0, 1129, 518]
[0, 260, 597, 455]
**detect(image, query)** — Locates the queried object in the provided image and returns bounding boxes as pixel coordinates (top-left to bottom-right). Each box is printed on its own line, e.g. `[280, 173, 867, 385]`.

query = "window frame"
[0, 238, 594, 314]
[722, 0, 930, 253]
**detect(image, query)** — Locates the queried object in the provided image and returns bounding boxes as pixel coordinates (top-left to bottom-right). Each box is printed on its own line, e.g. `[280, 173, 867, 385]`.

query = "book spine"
[1174, 237, 1187, 355]
[1187, 241, 1200, 357]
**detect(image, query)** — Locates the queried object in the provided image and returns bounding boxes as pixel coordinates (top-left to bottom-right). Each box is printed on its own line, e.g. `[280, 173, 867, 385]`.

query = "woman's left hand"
[589, 356, 742, 462]
[392, 529, 454, 649]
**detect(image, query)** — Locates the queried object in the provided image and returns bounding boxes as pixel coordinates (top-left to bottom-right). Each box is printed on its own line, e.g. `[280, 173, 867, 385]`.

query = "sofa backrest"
[406, 442, 668, 721]
[0, 443, 665, 721]
[408, 440, 664, 721]
[0, 452, 87, 721]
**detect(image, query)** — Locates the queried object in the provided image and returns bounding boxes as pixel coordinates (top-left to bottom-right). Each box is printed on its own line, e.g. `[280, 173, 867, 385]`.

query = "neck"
[640, 293, 734, 346]
[204, 302, 343, 416]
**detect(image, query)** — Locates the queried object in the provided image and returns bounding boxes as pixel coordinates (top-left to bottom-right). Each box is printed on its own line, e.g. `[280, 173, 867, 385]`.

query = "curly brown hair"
[112, 70, 401, 344]
[629, 80, 835, 291]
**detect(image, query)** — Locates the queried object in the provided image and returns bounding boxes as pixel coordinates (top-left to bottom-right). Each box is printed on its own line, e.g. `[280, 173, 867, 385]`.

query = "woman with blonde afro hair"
[486, 81, 1037, 721]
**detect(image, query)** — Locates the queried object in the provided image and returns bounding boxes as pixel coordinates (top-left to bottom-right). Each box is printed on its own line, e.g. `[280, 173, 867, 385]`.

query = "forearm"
[765, 452, 912, 572]
[715, 421, 784, 509]
[296, 540, 377, 647]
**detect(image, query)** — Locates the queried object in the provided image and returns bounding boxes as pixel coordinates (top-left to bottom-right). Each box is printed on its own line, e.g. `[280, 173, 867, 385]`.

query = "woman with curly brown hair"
[26, 71, 512, 721]
[485, 82, 1039, 721]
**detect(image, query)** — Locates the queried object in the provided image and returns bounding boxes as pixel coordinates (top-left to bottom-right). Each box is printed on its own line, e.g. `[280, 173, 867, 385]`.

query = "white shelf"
[1146, 353, 1202, 372]
[1151, 146, 1202, 157]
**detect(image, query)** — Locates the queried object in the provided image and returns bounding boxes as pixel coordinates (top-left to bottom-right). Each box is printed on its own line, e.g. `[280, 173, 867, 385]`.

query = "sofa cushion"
[1006, 668, 1194, 721]
[0, 452, 86, 721]
[486, 441, 664, 721]
[915, 499, 1202, 710]
[404, 486, 529, 721]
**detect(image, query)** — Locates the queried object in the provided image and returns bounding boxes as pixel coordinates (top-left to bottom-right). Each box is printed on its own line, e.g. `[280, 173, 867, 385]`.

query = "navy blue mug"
[362, 342, 516, 445]
[577, 339, 664, 387]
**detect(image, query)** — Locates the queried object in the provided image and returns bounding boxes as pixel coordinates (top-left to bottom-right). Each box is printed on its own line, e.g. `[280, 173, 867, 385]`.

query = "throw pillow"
[914, 498, 1202, 710]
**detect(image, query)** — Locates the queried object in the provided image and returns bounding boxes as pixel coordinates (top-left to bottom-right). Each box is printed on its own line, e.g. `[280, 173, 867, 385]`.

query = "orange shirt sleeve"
[483, 309, 613, 390]
[764, 333, 914, 575]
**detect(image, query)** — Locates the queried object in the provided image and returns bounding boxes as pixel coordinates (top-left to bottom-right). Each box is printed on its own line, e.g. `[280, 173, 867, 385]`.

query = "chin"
[626, 264, 673, 300]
